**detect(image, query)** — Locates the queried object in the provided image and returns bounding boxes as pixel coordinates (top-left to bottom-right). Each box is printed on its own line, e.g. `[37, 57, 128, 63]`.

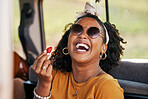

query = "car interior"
[12, 0, 148, 99]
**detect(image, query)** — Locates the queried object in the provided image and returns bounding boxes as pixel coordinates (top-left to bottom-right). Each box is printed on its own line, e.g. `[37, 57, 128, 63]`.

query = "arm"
[32, 50, 53, 99]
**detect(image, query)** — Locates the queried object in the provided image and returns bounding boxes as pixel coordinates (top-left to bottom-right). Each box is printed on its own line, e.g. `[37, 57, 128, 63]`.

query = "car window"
[109, 0, 148, 59]
[12, 0, 148, 59]
[12, 1, 26, 58]
[43, 0, 106, 47]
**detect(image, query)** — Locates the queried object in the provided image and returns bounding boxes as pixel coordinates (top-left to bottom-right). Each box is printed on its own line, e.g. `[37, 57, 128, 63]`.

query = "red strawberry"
[46, 47, 52, 53]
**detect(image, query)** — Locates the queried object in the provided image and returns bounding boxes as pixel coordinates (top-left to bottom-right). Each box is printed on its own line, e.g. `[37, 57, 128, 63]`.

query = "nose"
[78, 30, 88, 39]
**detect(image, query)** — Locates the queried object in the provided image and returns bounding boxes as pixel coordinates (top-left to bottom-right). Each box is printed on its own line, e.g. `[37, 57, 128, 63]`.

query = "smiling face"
[68, 17, 107, 64]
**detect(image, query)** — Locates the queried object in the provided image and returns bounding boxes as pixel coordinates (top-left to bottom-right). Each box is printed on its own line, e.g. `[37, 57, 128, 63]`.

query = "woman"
[32, 2, 126, 99]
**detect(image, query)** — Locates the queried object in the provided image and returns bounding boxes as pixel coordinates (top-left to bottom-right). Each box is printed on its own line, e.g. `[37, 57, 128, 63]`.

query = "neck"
[72, 61, 105, 83]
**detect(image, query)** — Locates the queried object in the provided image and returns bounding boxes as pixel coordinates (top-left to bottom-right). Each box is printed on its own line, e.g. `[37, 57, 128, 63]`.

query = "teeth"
[77, 49, 87, 52]
[76, 43, 89, 50]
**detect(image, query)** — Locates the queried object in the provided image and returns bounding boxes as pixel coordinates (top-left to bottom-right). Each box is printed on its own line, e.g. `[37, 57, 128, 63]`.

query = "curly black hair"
[50, 14, 126, 73]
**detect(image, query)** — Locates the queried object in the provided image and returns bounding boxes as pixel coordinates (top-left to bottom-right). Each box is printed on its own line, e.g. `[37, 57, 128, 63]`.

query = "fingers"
[35, 54, 50, 73]
[32, 47, 53, 71]
[32, 49, 53, 76]
[32, 50, 47, 70]
[31, 47, 54, 87]
[46, 64, 53, 75]
[40, 59, 52, 74]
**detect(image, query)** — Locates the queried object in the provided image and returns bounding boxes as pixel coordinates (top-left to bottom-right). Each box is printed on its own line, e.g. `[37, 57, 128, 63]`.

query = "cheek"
[93, 38, 103, 48]
[67, 34, 75, 52]
[92, 39, 103, 55]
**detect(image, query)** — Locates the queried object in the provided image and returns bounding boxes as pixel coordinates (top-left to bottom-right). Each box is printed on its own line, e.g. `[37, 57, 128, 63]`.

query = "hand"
[32, 48, 53, 87]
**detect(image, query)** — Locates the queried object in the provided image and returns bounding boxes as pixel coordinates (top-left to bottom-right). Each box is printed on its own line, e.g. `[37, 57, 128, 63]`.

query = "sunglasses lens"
[70, 24, 83, 35]
[87, 27, 100, 38]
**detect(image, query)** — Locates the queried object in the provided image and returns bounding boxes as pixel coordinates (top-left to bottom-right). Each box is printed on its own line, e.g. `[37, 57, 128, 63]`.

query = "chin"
[71, 54, 91, 63]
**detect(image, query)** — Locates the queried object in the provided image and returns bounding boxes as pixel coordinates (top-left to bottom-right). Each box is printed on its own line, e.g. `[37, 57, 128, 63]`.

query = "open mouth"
[75, 43, 90, 53]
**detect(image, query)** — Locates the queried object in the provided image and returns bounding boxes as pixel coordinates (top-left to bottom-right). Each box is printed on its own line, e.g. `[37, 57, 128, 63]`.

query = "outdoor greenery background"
[12, 0, 148, 59]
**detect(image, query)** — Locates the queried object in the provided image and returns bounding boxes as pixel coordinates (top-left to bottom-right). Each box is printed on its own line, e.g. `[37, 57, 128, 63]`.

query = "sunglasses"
[70, 24, 103, 39]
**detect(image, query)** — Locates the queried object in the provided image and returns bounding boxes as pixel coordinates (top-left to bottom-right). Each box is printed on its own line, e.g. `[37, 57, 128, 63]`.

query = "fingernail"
[44, 50, 47, 53]
[47, 53, 50, 56]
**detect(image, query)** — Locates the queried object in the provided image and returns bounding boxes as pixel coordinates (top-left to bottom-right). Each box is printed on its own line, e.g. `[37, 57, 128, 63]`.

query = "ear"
[100, 44, 107, 54]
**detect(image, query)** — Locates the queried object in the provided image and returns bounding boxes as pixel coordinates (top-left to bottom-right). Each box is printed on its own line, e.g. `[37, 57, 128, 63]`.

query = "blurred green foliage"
[110, 0, 148, 34]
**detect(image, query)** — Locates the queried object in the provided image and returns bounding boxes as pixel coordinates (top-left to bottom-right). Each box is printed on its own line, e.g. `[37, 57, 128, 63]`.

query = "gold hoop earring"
[62, 47, 69, 55]
[100, 53, 107, 60]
